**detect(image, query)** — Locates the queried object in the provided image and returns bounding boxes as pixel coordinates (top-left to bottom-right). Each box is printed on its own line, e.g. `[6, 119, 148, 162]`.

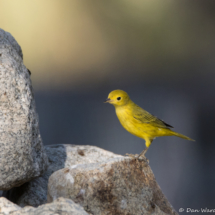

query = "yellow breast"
[115, 106, 166, 140]
[115, 106, 147, 139]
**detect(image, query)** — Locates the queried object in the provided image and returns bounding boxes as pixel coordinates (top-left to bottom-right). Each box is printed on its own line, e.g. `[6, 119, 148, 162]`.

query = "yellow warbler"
[105, 90, 194, 158]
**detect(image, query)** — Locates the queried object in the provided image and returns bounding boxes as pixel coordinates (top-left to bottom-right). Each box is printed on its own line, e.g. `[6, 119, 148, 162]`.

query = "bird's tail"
[170, 131, 195, 141]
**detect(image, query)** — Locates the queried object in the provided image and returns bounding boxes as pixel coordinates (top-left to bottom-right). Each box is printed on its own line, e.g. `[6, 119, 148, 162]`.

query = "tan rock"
[47, 157, 178, 215]
[10, 197, 89, 215]
[0, 197, 21, 215]
[0, 197, 88, 215]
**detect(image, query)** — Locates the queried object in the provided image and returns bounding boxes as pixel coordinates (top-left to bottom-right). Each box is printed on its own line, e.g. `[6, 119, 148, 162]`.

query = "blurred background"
[1, 0, 215, 213]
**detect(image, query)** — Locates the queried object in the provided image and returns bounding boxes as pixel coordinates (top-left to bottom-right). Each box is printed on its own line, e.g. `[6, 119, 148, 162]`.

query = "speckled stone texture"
[0, 197, 89, 215]
[0, 197, 21, 214]
[3, 144, 122, 207]
[0, 28, 48, 190]
[47, 157, 178, 215]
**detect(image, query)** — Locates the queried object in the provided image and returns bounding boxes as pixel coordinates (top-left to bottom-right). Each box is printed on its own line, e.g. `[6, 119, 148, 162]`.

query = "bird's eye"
[117, 97, 121, 101]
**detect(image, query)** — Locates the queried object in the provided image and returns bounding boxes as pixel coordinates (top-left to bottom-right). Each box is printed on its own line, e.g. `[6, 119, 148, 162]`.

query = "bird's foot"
[138, 155, 149, 164]
[125, 153, 138, 159]
[125, 153, 149, 163]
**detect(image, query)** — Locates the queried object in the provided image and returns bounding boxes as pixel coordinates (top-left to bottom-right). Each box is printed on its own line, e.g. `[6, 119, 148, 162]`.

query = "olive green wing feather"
[132, 104, 173, 128]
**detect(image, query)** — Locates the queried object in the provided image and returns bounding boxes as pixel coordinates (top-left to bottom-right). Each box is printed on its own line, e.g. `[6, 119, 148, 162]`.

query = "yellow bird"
[105, 89, 194, 158]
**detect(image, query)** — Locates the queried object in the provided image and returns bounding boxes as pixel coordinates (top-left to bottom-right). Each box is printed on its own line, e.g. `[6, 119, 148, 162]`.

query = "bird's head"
[104, 90, 130, 106]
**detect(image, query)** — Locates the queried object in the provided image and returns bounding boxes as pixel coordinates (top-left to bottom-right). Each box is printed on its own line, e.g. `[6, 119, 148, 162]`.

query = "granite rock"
[3, 144, 122, 207]
[0, 28, 48, 190]
[47, 157, 178, 215]
[0, 197, 88, 215]
[0, 197, 21, 215]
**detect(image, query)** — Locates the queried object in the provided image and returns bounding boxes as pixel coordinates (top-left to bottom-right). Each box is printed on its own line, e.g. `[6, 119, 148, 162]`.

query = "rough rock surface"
[0, 197, 21, 215]
[47, 157, 177, 215]
[0, 197, 88, 215]
[3, 144, 122, 207]
[0, 28, 48, 190]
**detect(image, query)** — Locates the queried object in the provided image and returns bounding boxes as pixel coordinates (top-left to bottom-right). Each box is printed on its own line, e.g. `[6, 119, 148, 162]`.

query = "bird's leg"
[138, 138, 153, 158]
[138, 147, 149, 158]
[137, 139, 153, 162]
[125, 152, 149, 163]
[137, 147, 149, 163]
[125, 147, 149, 162]
[125, 139, 152, 162]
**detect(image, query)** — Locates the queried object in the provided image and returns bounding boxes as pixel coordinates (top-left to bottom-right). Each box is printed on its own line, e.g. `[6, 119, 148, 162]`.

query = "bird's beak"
[104, 98, 111, 103]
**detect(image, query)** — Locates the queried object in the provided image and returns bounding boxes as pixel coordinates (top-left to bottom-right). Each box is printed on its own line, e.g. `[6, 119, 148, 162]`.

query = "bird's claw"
[125, 153, 149, 163]
[125, 153, 138, 159]
[138, 155, 149, 163]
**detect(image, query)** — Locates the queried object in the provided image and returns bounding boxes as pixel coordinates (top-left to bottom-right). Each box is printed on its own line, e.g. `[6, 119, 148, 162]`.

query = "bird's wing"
[132, 104, 173, 128]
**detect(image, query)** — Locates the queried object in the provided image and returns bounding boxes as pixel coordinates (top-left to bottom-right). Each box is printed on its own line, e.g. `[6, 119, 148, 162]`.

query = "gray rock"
[11, 197, 89, 215]
[0, 197, 88, 215]
[0, 197, 21, 215]
[47, 157, 177, 215]
[3, 144, 122, 207]
[0, 28, 48, 190]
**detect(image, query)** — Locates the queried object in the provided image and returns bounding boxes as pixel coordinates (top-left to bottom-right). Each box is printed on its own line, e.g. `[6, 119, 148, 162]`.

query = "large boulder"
[0, 197, 88, 215]
[0, 28, 48, 190]
[47, 157, 177, 215]
[3, 144, 122, 207]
